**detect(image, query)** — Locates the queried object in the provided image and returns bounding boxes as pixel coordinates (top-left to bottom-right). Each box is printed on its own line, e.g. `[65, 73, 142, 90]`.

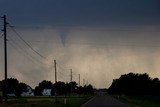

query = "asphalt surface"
[82, 92, 130, 107]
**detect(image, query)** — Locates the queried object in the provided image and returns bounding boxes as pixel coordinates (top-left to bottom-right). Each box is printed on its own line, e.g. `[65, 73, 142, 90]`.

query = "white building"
[42, 89, 51, 96]
[7, 93, 16, 97]
[21, 86, 34, 96]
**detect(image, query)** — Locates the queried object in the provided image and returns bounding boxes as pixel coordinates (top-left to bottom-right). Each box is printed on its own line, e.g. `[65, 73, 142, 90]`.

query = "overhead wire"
[57, 71, 70, 82]
[55, 60, 81, 83]
[1, 19, 78, 83]
[8, 40, 53, 74]
[57, 64, 69, 74]
[0, 33, 3, 39]
[6, 28, 52, 80]
[8, 40, 44, 66]
[8, 39, 52, 74]
[57, 65, 70, 81]
[7, 24, 52, 68]
[56, 61, 72, 81]
[8, 24, 47, 60]
[52, 61, 71, 82]
[7, 35, 47, 65]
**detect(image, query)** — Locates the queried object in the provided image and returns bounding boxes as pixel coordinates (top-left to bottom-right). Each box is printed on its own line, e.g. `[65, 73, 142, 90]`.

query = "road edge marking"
[81, 96, 96, 107]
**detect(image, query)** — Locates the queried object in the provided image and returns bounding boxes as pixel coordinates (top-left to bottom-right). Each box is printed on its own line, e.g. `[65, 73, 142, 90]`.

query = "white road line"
[81, 96, 96, 107]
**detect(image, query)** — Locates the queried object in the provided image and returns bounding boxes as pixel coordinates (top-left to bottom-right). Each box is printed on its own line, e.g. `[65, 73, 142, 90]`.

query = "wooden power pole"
[1, 15, 8, 102]
[78, 74, 80, 87]
[70, 69, 72, 95]
[54, 60, 57, 102]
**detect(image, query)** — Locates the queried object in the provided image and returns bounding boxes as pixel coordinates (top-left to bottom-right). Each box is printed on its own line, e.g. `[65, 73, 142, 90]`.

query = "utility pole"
[54, 60, 57, 102]
[83, 79, 85, 87]
[78, 74, 80, 87]
[70, 69, 72, 95]
[86, 80, 88, 86]
[1, 15, 8, 102]
[70, 69, 72, 82]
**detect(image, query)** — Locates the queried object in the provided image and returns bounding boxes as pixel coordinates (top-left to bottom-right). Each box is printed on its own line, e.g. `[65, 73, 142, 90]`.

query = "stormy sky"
[1, 0, 160, 88]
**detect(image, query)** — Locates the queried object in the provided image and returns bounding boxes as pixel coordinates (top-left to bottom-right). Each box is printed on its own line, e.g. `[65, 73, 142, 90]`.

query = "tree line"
[0, 78, 28, 96]
[35, 80, 94, 96]
[108, 72, 160, 96]
[0, 78, 94, 97]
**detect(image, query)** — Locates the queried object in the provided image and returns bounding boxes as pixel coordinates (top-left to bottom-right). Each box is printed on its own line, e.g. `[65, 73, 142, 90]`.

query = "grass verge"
[0, 95, 93, 107]
[114, 95, 160, 107]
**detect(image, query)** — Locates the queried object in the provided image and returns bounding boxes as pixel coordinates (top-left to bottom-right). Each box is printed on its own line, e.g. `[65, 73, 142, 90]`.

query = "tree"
[85, 84, 94, 94]
[76, 86, 84, 94]
[33, 80, 95, 96]
[34, 86, 42, 96]
[34, 80, 53, 96]
[51, 81, 66, 95]
[0, 78, 31, 96]
[2, 78, 19, 95]
[15, 82, 28, 96]
[108, 72, 160, 96]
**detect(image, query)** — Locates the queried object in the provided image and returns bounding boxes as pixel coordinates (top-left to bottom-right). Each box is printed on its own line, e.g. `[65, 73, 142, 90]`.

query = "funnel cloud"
[59, 29, 68, 47]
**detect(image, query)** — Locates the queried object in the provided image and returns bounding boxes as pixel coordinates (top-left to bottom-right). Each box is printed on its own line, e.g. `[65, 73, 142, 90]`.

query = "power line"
[8, 24, 52, 66]
[8, 36, 45, 65]
[57, 68, 69, 78]
[54, 61, 74, 82]
[56, 61, 68, 70]
[57, 71, 70, 82]
[8, 40, 43, 66]
[0, 33, 3, 39]
[8, 41, 52, 79]
[8, 41, 52, 72]
[56, 63, 70, 81]
[7, 35, 52, 70]
[8, 25, 47, 59]
[56, 63, 67, 72]
[7, 26, 52, 67]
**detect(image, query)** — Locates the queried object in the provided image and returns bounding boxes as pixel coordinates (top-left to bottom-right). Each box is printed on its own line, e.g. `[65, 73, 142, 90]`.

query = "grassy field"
[0, 95, 93, 107]
[114, 95, 160, 107]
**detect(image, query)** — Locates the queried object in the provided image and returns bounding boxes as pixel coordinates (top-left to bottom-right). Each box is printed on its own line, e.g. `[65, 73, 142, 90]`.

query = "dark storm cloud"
[0, 0, 160, 26]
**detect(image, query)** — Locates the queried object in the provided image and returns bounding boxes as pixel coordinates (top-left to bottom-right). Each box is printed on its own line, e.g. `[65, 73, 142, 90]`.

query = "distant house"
[42, 89, 51, 96]
[21, 86, 34, 96]
[7, 93, 16, 97]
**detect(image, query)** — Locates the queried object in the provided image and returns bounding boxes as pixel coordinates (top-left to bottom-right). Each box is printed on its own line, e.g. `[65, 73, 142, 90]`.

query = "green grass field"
[0, 95, 93, 107]
[114, 95, 160, 107]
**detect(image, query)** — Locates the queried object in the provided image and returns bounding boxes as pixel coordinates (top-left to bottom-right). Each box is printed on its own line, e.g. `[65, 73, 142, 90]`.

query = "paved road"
[82, 92, 130, 107]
